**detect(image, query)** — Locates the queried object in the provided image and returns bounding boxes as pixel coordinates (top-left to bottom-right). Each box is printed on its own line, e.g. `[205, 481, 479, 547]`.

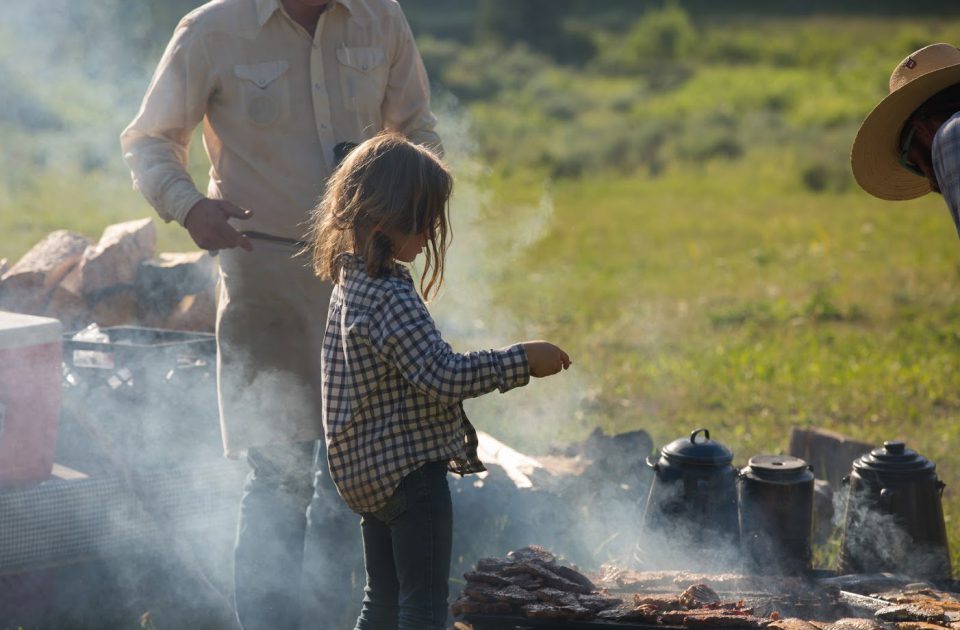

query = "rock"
[162, 289, 217, 333]
[0, 230, 91, 314]
[90, 286, 139, 328]
[47, 266, 92, 332]
[136, 252, 216, 320]
[78, 218, 156, 296]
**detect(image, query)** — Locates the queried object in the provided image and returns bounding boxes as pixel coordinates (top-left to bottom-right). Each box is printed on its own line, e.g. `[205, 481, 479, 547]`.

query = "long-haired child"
[308, 133, 571, 629]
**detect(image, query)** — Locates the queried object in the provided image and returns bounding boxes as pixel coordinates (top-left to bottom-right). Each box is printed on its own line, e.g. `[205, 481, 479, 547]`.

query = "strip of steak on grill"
[507, 545, 558, 565]
[659, 607, 756, 625]
[577, 592, 623, 612]
[827, 617, 886, 630]
[501, 561, 593, 594]
[533, 587, 581, 608]
[452, 596, 512, 616]
[552, 564, 596, 591]
[475, 557, 512, 573]
[521, 603, 581, 620]
[876, 603, 947, 623]
[492, 585, 539, 606]
[633, 593, 683, 610]
[768, 617, 822, 630]
[596, 604, 662, 622]
[680, 583, 722, 607]
[680, 613, 770, 628]
[463, 571, 511, 587]
[462, 583, 499, 603]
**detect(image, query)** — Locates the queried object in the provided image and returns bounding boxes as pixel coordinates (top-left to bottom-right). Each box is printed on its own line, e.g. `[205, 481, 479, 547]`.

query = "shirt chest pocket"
[233, 60, 290, 126]
[336, 46, 387, 112]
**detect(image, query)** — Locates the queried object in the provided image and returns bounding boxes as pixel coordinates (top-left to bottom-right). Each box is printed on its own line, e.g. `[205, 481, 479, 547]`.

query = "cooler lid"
[0, 311, 63, 349]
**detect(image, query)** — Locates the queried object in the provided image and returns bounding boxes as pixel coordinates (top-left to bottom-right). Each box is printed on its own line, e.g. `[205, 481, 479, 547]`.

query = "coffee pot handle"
[938, 480, 946, 497]
[646, 455, 659, 471]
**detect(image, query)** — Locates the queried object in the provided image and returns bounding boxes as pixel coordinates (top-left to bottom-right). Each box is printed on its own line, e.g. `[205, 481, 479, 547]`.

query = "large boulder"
[0, 230, 91, 315]
[78, 218, 156, 296]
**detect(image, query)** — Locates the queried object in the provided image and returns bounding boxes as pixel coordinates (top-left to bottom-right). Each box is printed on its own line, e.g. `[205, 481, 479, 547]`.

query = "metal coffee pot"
[738, 455, 814, 575]
[642, 428, 740, 555]
[837, 440, 950, 579]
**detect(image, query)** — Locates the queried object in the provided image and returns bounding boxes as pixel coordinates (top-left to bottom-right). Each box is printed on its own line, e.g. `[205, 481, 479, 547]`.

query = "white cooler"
[0, 311, 63, 487]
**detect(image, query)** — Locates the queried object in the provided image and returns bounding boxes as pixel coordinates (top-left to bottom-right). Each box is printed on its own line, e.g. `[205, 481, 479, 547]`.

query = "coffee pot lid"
[661, 428, 733, 466]
[854, 440, 935, 477]
[742, 454, 813, 482]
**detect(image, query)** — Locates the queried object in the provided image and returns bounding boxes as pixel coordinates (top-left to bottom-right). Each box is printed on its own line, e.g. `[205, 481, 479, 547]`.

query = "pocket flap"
[234, 60, 290, 88]
[336, 46, 385, 72]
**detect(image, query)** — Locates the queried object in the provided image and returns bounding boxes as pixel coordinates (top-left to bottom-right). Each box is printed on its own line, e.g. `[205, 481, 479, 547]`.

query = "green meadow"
[2, 4, 959, 572]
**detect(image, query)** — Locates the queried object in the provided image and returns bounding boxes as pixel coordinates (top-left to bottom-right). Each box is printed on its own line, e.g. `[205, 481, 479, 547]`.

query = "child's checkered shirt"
[321, 254, 530, 514]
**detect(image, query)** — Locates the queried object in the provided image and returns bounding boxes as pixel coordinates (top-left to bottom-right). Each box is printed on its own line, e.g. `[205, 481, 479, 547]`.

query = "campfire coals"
[451, 545, 620, 621]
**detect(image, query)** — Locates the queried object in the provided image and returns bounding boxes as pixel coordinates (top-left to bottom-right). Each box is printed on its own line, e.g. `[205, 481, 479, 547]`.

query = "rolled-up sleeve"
[120, 17, 213, 226]
[381, 8, 443, 157]
[369, 286, 529, 404]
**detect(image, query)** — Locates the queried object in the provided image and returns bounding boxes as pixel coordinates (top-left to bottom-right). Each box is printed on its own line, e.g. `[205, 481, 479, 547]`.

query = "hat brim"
[851, 65, 960, 200]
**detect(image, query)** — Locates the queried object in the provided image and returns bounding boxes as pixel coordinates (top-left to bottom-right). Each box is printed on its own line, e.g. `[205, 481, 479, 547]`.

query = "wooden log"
[78, 218, 156, 296]
[788, 427, 873, 488]
[0, 230, 90, 315]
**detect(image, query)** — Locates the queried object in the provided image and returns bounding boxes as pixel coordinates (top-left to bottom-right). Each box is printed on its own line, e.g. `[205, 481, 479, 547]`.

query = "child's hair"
[308, 133, 453, 300]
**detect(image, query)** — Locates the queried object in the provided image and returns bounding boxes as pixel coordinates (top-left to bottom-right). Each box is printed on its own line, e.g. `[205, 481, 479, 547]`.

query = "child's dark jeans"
[353, 461, 452, 630]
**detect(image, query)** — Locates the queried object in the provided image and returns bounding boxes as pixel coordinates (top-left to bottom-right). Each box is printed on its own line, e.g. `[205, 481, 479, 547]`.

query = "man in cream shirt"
[121, 0, 442, 627]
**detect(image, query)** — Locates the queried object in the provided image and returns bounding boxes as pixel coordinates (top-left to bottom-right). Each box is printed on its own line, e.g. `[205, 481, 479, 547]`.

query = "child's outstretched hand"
[521, 341, 572, 378]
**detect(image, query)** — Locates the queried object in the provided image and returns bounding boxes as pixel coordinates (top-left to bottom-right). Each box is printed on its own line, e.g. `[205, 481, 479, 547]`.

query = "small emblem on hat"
[905, 57, 917, 69]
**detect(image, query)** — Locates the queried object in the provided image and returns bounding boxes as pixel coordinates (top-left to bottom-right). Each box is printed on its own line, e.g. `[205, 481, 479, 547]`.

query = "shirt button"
[321, 123, 328, 129]
[314, 82, 323, 90]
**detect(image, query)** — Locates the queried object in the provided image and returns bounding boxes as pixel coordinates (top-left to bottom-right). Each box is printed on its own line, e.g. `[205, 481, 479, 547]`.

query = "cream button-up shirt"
[120, 0, 442, 240]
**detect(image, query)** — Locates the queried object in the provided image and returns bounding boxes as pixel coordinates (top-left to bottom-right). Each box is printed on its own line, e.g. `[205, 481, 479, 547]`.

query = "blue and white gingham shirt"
[932, 111, 960, 238]
[321, 254, 530, 513]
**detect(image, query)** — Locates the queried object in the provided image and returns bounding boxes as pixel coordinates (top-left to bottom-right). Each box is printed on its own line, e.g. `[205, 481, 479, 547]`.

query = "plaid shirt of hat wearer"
[932, 111, 960, 237]
[321, 254, 530, 514]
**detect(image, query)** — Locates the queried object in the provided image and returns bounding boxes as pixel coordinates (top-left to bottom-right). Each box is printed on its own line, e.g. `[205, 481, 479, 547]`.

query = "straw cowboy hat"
[851, 43, 960, 200]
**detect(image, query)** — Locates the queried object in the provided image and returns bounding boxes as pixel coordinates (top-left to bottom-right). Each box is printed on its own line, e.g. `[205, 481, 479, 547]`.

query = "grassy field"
[2, 4, 960, 588]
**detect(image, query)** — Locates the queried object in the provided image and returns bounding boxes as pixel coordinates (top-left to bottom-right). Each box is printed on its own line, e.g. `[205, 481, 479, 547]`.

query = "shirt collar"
[255, 0, 355, 28]
[339, 252, 412, 281]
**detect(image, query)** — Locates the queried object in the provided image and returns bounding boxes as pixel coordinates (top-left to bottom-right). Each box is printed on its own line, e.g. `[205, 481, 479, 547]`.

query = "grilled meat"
[501, 561, 593, 594]
[894, 623, 952, 630]
[633, 593, 683, 610]
[577, 592, 623, 612]
[533, 587, 581, 608]
[768, 617, 823, 630]
[875, 603, 948, 623]
[521, 602, 589, 620]
[491, 585, 538, 606]
[828, 617, 886, 630]
[462, 571, 511, 587]
[507, 544, 558, 565]
[681, 584, 723, 607]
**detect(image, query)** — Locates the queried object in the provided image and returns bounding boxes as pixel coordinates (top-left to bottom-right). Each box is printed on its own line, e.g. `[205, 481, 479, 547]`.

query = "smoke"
[425, 92, 755, 579]
[836, 487, 950, 580]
